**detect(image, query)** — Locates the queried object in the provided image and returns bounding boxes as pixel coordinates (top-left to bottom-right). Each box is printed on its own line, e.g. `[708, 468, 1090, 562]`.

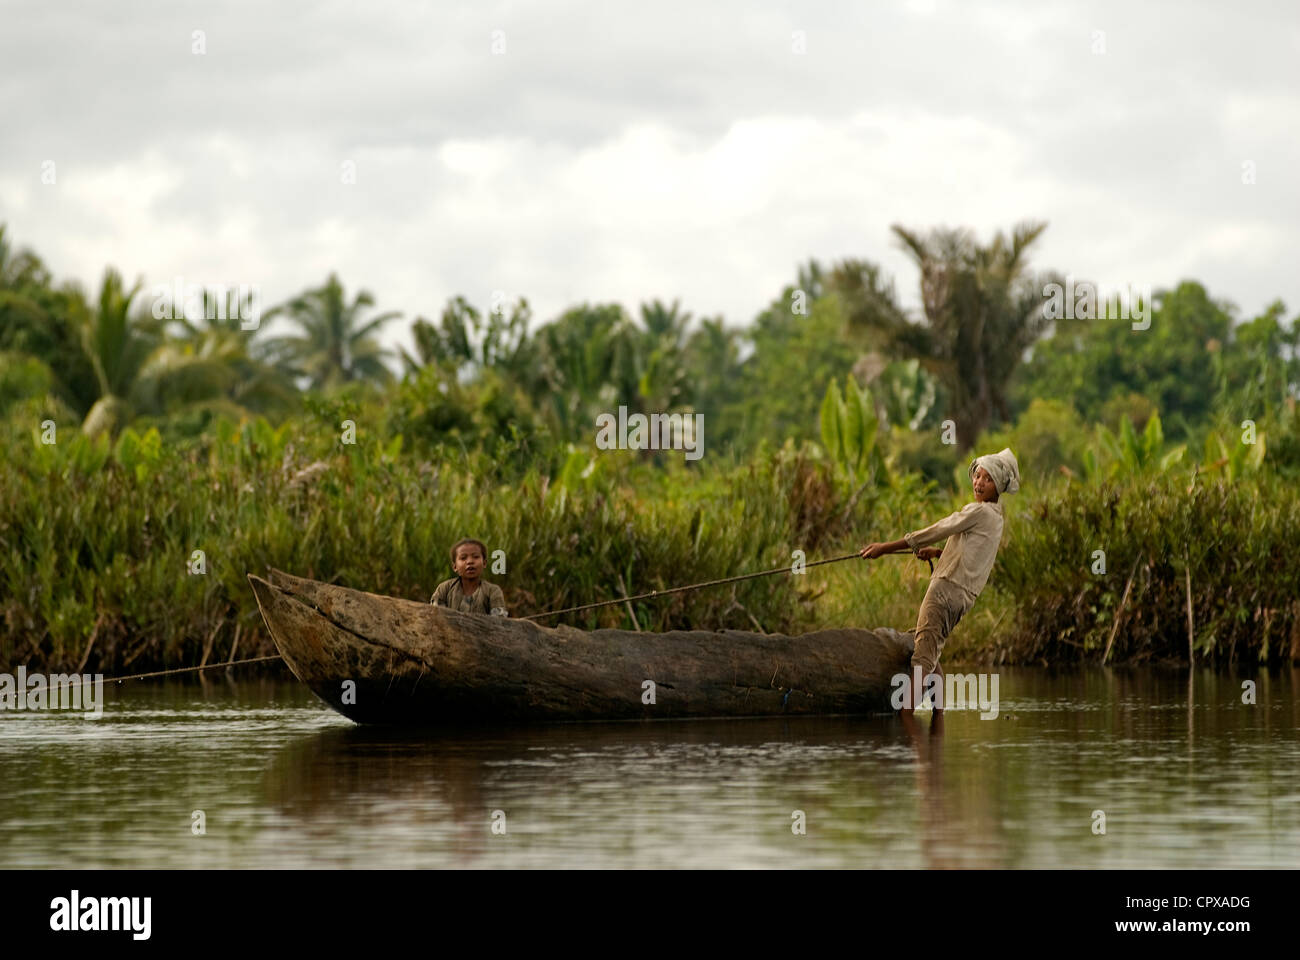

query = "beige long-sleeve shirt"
[904, 500, 1004, 599]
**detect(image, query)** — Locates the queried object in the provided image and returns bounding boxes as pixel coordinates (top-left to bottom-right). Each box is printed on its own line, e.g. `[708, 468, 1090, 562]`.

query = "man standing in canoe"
[859, 447, 1020, 711]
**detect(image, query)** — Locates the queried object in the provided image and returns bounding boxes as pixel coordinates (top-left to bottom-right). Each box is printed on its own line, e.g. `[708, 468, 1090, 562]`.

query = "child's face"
[453, 546, 485, 579]
[972, 466, 998, 502]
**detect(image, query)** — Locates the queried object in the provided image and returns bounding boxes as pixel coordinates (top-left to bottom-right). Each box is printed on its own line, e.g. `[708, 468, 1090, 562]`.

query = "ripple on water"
[1, 671, 1297, 868]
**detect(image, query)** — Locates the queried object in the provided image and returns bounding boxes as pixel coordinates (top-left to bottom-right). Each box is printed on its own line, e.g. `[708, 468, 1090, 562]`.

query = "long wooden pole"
[522, 550, 923, 621]
[51, 655, 284, 686]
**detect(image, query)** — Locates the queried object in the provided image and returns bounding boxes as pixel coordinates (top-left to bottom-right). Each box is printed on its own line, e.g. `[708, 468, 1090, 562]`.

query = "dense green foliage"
[3, 221, 1299, 672]
[996, 470, 1300, 664]
[1014, 282, 1300, 443]
[0, 419, 872, 671]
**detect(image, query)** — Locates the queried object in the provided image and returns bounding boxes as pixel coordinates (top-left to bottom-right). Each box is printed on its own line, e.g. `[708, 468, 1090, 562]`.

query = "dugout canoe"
[248, 569, 916, 724]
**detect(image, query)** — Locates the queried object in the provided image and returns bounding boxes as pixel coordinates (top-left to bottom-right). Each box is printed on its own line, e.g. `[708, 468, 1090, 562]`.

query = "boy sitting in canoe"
[858, 447, 1020, 711]
[430, 538, 509, 617]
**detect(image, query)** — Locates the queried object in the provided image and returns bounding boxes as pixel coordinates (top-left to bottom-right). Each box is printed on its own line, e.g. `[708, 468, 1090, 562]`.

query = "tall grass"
[0, 419, 866, 672]
[993, 470, 1300, 665]
[3, 411, 1297, 672]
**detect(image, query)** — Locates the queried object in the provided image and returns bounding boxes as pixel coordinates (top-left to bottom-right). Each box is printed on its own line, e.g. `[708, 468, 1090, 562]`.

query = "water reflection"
[260, 716, 924, 868]
[1, 667, 1296, 868]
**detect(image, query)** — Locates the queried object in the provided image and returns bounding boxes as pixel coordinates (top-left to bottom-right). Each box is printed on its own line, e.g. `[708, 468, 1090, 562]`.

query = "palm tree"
[635, 299, 691, 412]
[402, 299, 476, 376]
[795, 258, 829, 302]
[401, 295, 534, 382]
[265, 273, 399, 390]
[77, 270, 249, 436]
[170, 289, 297, 416]
[681, 315, 742, 433]
[837, 222, 1052, 451]
[79, 269, 160, 436]
[531, 303, 633, 439]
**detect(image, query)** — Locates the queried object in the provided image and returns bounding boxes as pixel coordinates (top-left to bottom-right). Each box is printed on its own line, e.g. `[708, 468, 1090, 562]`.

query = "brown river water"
[2, 665, 1297, 868]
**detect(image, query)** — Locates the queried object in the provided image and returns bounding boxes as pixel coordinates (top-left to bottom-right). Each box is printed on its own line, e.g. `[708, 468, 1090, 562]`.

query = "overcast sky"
[2, 0, 1297, 353]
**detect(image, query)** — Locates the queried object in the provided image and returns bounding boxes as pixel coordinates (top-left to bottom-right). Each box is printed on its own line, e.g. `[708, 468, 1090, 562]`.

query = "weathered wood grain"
[249, 569, 915, 724]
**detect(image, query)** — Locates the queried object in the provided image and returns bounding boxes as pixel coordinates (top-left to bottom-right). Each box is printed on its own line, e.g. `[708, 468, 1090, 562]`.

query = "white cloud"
[1, 0, 1296, 360]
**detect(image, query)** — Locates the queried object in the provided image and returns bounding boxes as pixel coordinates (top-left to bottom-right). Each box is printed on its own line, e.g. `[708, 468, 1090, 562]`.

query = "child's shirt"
[430, 577, 508, 616]
[904, 500, 1005, 598]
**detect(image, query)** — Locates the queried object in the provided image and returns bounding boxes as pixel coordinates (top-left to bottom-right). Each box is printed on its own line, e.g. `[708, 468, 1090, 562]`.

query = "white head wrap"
[969, 447, 1020, 495]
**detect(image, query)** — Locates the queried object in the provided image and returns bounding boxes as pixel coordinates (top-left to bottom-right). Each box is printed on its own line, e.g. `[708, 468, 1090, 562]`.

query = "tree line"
[3, 220, 1298, 483]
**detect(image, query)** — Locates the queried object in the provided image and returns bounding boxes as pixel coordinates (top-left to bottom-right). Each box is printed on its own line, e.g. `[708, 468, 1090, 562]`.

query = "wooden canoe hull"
[248, 569, 916, 724]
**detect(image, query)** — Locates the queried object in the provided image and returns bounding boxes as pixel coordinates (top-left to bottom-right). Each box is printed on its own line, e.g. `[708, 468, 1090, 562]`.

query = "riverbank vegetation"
[3, 221, 1298, 672]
